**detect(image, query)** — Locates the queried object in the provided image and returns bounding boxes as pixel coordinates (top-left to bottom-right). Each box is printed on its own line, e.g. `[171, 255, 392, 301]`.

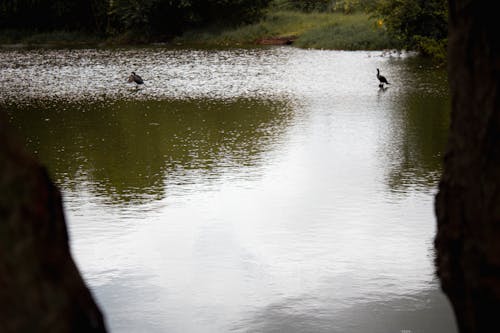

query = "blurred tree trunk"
[0, 115, 107, 333]
[435, 0, 500, 332]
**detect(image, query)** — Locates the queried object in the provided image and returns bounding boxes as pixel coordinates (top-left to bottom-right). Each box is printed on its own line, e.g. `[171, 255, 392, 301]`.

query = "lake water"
[0, 46, 457, 333]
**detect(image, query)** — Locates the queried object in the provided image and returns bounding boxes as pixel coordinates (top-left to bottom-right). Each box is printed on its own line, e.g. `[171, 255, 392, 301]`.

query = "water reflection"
[5, 98, 294, 204]
[0, 47, 456, 333]
[238, 285, 455, 333]
[383, 93, 450, 193]
[0, 48, 293, 101]
[375, 59, 450, 194]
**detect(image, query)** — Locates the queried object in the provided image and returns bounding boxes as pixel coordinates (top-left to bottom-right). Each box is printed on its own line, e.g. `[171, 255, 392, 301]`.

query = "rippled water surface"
[1, 47, 456, 332]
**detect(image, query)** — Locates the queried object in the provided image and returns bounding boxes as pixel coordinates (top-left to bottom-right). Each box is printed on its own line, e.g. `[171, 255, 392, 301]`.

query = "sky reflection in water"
[1, 47, 455, 333]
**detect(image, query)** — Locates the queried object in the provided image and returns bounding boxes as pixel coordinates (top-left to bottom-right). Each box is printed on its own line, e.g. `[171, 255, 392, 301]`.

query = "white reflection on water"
[1, 48, 293, 101]
[1, 47, 455, 332]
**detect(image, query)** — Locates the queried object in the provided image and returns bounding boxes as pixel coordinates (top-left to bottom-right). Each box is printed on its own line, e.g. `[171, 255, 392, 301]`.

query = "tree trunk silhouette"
[435, 1, 500, 332]
[0, 115, 107, 332]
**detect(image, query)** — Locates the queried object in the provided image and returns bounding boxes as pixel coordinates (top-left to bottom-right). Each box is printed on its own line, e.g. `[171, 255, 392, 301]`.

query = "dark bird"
[128, 71, 144, 85]
[376, 68, 390, 87]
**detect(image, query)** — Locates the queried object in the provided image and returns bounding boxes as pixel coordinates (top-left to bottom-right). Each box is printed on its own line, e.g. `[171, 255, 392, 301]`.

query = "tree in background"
[1, 0, 446, 61]
[375, 0, 448, 60]
[0, 0, 270, 38]
[0, 0, 96, 31]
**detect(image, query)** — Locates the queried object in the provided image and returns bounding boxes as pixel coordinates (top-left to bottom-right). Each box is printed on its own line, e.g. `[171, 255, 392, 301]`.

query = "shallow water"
[1, 46, 456, 332]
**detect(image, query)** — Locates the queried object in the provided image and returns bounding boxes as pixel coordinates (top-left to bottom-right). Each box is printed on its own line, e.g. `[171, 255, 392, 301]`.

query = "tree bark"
[435, 1, 500, 332]
[0, 115, 107, 332]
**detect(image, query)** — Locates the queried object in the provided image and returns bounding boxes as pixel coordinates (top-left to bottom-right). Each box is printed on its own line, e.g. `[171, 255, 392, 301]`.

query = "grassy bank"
[176, 11, 399, 50]
[1, 11, 399, 51]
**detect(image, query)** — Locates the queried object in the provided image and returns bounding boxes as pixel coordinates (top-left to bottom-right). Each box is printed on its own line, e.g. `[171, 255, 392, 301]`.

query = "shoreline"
[0, 11, 398, 51]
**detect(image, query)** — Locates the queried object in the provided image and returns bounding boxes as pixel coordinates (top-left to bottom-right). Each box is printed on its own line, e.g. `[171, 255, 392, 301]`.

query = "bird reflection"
[378, 85, 388, 92]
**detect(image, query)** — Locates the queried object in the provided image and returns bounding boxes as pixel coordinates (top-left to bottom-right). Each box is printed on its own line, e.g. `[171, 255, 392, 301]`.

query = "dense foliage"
[269, 0, 447, 59]
[375, 0, 448, 59]
[0, 0, 270, 37]
[0, 0, 96, 31]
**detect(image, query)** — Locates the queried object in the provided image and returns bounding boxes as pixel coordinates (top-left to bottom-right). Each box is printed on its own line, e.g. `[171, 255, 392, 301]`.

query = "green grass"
[295, 15, 396, 50]
[176, 11, 399, 50]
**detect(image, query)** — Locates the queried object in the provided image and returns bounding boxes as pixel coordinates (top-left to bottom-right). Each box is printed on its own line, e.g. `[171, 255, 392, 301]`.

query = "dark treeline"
[376, 0, 448, 59]
[2, 0, 101, 31]
[0, 0, 270, 37]
[1, 0, 447, 59]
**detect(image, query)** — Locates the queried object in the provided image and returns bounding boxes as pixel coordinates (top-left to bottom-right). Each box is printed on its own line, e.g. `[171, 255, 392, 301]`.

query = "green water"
[7, 98, 293, 204]
[1, 47, 455, 333]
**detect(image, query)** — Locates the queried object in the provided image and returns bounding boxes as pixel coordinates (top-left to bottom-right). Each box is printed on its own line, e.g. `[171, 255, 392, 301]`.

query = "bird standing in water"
[128, 71, 144, 85]
[376, 68, 390, 88]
